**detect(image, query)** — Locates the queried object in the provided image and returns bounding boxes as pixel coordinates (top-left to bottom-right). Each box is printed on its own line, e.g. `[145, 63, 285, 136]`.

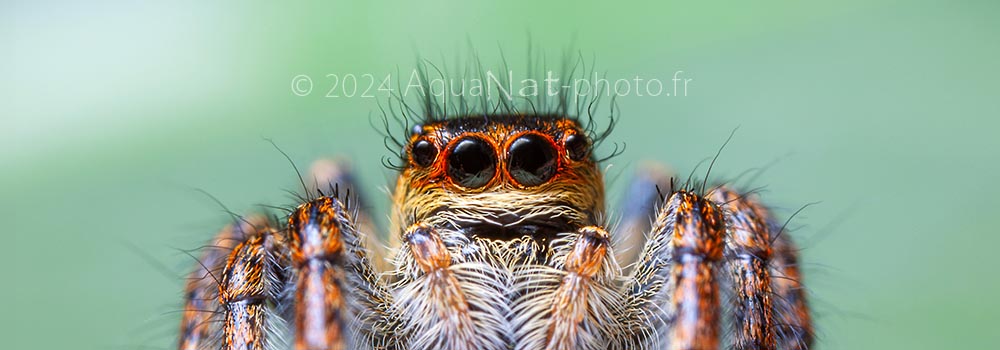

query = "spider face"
[392, 115, 604, 248]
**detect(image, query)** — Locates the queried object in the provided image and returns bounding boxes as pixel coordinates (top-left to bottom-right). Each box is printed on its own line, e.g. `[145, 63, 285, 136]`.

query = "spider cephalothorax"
[392, 115, 604, 268]
[178, 75, 812, 350]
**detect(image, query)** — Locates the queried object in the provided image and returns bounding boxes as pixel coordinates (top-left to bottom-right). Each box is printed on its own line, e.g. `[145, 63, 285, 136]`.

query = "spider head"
[391, 114, 605, 244]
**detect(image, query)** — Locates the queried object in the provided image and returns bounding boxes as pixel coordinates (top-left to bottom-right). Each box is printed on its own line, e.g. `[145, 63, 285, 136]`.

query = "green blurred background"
[5, 0, 999, 349]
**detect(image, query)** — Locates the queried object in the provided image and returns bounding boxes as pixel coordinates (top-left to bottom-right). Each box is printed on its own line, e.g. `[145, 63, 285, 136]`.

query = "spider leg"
[178, 216, 269, 350]
[307, 158, 391, 272]
[217, 218, 288, 350]
[286, 195, 398, 350]
[305, 158, 404, 349]
[624, 190, 726, 350]
[287, 197, 351, 350]
[615, 162, 674, 269]
[709, 187, 777, 350]
[770, 232, 813, 350]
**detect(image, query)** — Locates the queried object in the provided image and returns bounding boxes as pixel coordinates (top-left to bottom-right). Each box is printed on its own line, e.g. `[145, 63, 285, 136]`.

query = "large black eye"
[447, 137, 496, 188]
[507, 134, 558, 187]
[410, 139, 437, 167]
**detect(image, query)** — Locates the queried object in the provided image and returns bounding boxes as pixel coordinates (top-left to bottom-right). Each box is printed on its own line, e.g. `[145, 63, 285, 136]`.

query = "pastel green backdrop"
[5, 1, 998, 349]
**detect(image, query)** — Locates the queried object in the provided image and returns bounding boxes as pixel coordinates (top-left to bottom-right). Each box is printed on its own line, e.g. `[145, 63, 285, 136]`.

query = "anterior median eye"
[447, 137, 496, 188]
[507, 134, 557, 187]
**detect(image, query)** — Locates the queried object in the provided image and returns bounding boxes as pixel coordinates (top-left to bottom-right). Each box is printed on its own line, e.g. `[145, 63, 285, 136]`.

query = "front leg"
[300, 159, 401, 349]
[287, 195, 398, 350]
[624, 190, 727, 350]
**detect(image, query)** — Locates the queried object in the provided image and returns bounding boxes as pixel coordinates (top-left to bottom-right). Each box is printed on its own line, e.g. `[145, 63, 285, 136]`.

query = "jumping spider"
[178, 98, 812, 350]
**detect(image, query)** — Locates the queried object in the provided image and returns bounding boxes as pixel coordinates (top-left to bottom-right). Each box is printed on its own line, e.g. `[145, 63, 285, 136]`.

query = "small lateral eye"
[507, 134, 558, 187]
[564, 133, 590, 161]
[410, 139, 437, 167]
[447, 137, 496, 188]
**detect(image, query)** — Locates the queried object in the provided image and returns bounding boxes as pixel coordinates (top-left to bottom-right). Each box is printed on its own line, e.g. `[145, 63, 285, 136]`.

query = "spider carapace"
[179, 114, 813, 350]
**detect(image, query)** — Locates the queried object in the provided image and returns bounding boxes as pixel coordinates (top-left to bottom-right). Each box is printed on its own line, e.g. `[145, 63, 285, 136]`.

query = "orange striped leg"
[710, 187, 777, 350]
[218, 222, 286, 350]
[626, 191, 725, 350]
[666, 191, 726, 350]
[306, 158, 389, 272]
[305, 161, 400, 349]
[771, 233, 813, 350]
[178, 217, 268, 350]
[286, 196, 362, 350]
